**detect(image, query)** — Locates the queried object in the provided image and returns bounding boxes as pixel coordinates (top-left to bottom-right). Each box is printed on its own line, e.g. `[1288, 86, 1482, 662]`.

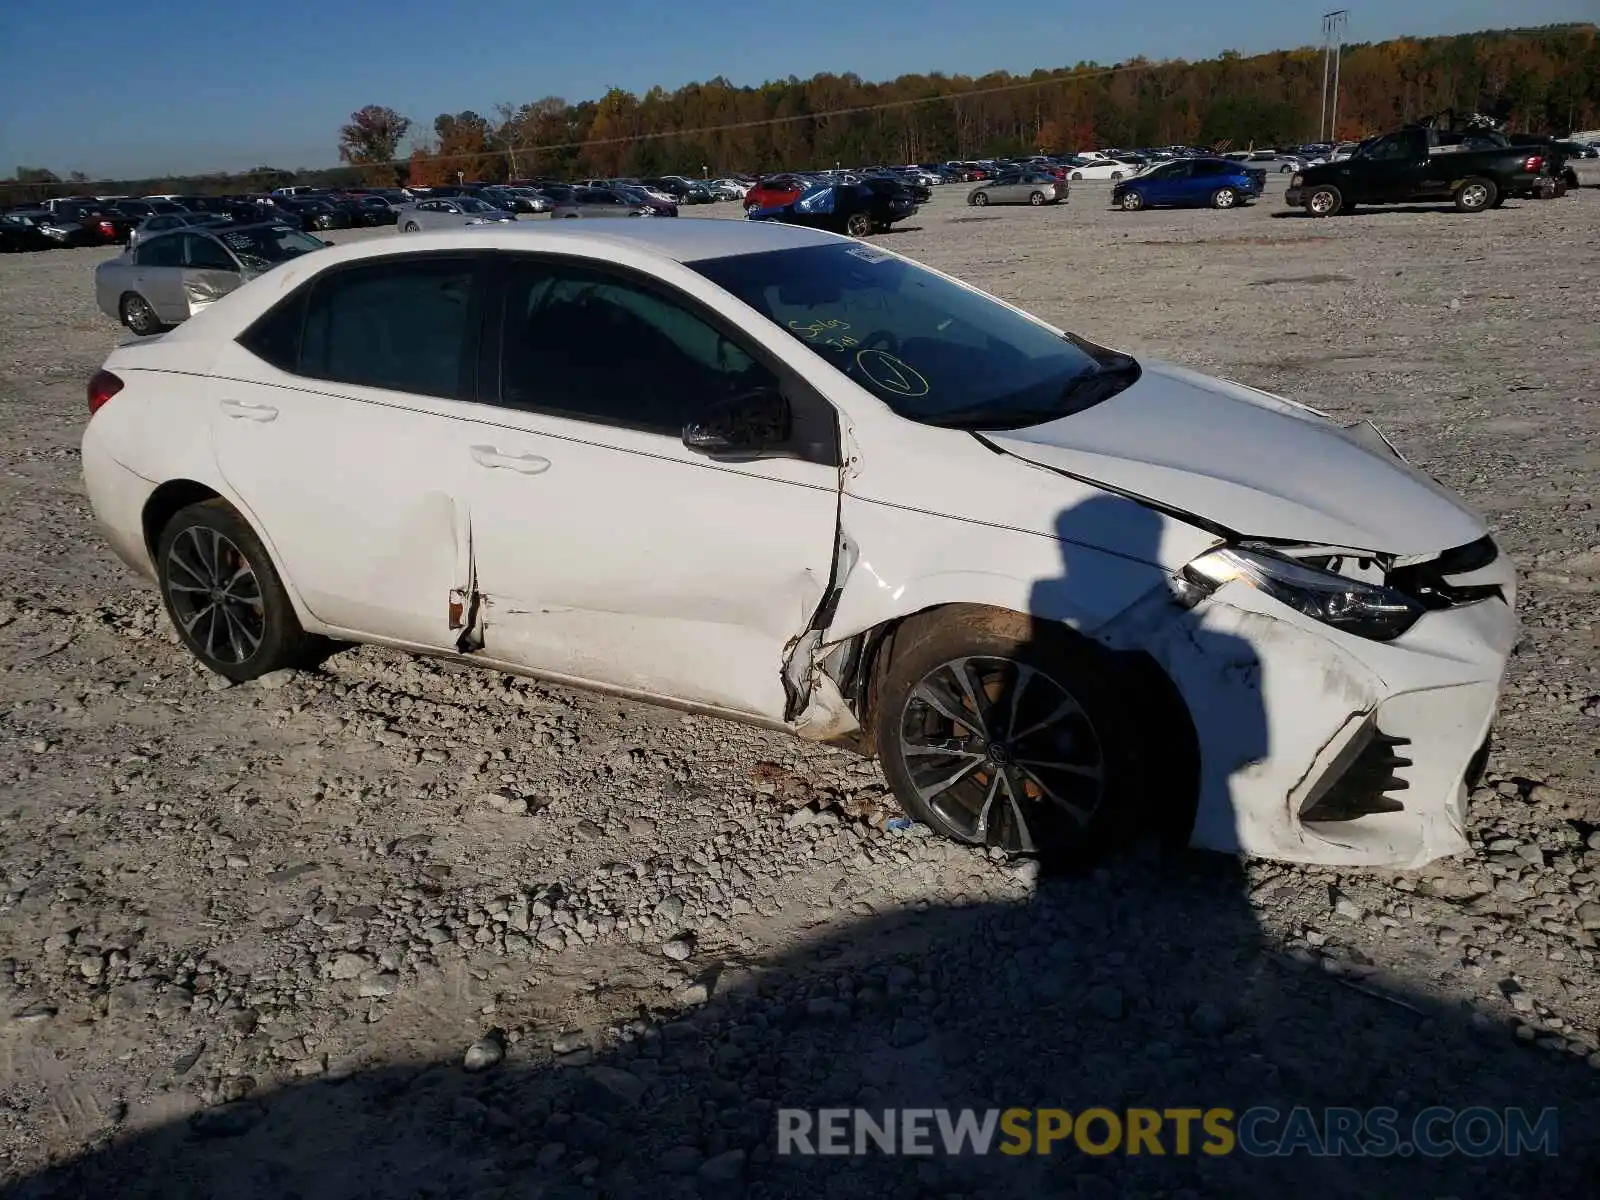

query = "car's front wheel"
[845, 212, 874, 237]
[1120, 191, 1144, 211]
[1304, 185, 1343, 216]
[119, 293, 165, 336]
[156, 499, 309, 682]
[875, 607, 1144, 862]
[970, 191, 989, 206]
[402, 221, 420, 233]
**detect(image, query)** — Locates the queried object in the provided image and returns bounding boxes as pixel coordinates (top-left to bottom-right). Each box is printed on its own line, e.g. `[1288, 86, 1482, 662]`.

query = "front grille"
[1387, 535, 1504, 609]
[1300, 722, 1411, 823]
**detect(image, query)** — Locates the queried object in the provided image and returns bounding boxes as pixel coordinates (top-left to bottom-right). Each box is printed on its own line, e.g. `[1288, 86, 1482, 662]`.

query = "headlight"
[1291, 173, 1303, 186]
[1182, 547, 1422, 642]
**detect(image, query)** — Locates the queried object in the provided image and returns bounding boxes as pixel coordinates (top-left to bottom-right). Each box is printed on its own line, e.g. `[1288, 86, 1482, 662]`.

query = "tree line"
[7, 23, 1596, 201]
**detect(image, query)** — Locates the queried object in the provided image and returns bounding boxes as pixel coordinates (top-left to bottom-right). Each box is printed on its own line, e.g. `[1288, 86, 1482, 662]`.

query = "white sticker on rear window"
[846, 245, 891, 264]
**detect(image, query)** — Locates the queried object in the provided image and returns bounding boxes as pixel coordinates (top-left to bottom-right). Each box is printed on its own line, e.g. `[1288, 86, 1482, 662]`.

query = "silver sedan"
[127, 211, 230, 249]
[549, 187, 660, 219]
[394, 196, 517, 233]
[967, 171, 1067, 206]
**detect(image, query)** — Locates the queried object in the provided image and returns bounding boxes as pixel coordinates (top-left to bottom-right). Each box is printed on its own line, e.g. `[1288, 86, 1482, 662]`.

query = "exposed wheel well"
[836, 603, 1201, 847]
[141, 480, 222, 559]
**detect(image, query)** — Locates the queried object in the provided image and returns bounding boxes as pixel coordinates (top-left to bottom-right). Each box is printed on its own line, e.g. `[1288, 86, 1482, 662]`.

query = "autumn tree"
[338, 105, 412, 182]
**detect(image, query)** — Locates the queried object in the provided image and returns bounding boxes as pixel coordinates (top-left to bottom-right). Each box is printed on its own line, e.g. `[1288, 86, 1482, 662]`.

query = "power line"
[4, 59, 1170, 190]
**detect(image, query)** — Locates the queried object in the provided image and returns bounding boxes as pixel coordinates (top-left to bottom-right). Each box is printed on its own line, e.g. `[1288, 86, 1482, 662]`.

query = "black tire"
[845, 212, 874, 238]
[1453, 178, 1496, 213]
[970, 191, 989, 206]
[1210, 187, 1238, 209]
[1110, 171, 1123, 181]
[874, 607, 1146, 863]
[1027, 190, 1046, 206]
[1070, 171, 1083, 181]
[402, 221, 420, 233]
[119, 293, 165, 336]
[1120, 190, 1144, 211]
[155, 499, 309, 682]
[1304, 185, 1342, 217]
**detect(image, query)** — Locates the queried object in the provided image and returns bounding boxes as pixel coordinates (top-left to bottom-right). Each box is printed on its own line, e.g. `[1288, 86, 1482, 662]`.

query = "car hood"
[982, 360, 1486, 556]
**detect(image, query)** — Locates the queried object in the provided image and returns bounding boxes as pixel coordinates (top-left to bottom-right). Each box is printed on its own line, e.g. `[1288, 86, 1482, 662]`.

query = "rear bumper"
[81, 426, 158, 581]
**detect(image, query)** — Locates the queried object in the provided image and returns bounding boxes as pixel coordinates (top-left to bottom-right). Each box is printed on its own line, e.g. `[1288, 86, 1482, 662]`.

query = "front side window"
[499, 260, 775, 435]
[298, 257, 479, 398]
[182, 234, 236, 271]
[691, 243, 1137, 430]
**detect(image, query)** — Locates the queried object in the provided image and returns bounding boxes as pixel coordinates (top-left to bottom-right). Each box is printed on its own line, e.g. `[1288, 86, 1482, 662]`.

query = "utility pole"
[1320, 10, 1349, 142]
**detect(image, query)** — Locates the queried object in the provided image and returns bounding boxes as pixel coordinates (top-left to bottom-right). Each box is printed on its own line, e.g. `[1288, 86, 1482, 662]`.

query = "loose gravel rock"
[1, 183, 1598, 1195]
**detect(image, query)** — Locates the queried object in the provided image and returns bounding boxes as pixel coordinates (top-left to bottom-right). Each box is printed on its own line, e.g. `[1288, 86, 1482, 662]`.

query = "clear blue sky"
[0, 0, 1591, 179]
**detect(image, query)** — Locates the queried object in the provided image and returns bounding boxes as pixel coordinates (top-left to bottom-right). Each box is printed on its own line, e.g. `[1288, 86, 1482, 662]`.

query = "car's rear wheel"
[402, 221, 420, 233]
[1110, 171, 1123, 181]
[1211, 187, 1238, 209]
[1120, 191, 1145, 211]
[1453, 178, 1496, 213]
[119, 293, 164, 336]
[1070, 171, 1083, 181]
[970, 191, 989, 206]
[1305, 185, 1343, 216]
[156, 499, 309, 682]
[845, 212, 874, 237]
[1028, 190, 1046, 206]
[875, 608, 1146, 863]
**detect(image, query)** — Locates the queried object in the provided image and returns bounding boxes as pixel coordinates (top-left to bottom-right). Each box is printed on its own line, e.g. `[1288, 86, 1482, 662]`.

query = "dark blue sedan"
[1112, 158, 1266, 211]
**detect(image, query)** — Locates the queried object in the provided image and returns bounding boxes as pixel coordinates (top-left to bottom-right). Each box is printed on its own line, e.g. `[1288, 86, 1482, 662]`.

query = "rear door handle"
[470, 445, 550, 475]
[220, 399, 278, 422]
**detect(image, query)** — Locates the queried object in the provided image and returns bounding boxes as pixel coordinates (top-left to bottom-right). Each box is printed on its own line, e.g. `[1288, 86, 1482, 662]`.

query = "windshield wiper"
[929, 358, 1142, 431]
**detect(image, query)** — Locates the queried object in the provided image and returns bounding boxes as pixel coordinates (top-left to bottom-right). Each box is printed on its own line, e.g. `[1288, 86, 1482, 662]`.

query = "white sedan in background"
[80, 221, 1513, 869]
[1064, 157, 1143, 181]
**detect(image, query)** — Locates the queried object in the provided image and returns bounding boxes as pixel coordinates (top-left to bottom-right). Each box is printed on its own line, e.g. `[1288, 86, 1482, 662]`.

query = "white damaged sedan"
[80, 221, 1514, 869]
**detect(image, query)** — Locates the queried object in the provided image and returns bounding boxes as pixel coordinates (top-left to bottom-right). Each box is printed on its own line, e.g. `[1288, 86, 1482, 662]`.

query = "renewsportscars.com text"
[776, 1106, 1560, 1158]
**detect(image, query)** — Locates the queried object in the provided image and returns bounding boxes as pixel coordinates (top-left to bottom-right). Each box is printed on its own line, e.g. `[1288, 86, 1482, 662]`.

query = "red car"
[742, 174, 810, 211]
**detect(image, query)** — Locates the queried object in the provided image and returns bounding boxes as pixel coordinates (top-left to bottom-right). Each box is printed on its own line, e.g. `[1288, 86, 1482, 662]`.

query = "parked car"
[395, 196, 517, 232]
[613, 186, 679, 216]
[0, 213, 57, 251]
[1113, 158, 1265, 210]
[742, 174, 811, 212]
[1286, 124, 1553, 215]
[1557, 141, 1600, 188]
[111, 198, 189, 222]
[1, 209, 95, 247]
[128, 211, 232, 249]
[967, 170, 1068, 206]
[550, 188, 663, 219]
[41, 200, 137, 244]
[1063, 158, 1141, 181]
[710, 178, 750, 199]
[275, 198, 352, 231]
[746, 180, 916, 237]
[80, 219, 1514, 869]
[94, 222, 329, 335]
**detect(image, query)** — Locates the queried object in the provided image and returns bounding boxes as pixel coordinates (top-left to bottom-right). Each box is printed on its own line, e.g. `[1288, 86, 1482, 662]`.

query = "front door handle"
[470, 445, 550, 475]
[220, 399, 278, 422]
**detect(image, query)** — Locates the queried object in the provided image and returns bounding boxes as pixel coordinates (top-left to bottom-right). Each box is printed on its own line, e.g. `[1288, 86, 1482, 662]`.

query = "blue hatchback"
[1111, 158, 1265, 211]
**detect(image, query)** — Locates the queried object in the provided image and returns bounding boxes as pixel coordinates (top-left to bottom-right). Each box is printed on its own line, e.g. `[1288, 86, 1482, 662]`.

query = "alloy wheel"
[163, 526, 265, 666]
[897, 655, 1106, 854]
[1308, 189, 1338, 215]
[121, 295, 159, 335]
[1460, 182, 1490, 210]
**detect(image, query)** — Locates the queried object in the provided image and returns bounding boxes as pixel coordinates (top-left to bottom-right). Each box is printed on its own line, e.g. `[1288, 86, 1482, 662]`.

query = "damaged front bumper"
[1106, 565, 1516, 869]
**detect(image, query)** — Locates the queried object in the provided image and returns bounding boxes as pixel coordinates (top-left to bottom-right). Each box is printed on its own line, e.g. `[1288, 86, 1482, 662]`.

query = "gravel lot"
[2, 179, 1599, 1199]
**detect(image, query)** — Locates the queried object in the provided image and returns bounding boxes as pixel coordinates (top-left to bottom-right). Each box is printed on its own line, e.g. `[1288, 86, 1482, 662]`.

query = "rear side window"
[298, 257, 479, 398]
[135, 235, 183, 267]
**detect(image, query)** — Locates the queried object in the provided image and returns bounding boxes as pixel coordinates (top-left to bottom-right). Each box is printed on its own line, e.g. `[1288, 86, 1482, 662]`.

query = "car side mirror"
[682, 387, 791, 458]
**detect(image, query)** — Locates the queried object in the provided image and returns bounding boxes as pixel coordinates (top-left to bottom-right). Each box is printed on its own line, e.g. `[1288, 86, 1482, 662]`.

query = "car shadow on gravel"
[10, 864, 1597, 1200]
[11, 505, 1599, 1200]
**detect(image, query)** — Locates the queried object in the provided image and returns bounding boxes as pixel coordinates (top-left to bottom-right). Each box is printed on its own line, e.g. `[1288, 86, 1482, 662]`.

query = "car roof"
[310, 218, 846, 267]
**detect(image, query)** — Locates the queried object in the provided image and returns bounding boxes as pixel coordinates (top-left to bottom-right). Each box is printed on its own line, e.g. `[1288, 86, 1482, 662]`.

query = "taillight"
[1524, 155, 1544, 173]
[88, 369, 123, 416]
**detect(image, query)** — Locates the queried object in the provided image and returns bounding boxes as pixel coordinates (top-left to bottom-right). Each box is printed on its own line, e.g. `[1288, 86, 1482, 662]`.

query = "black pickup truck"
[1284, 125, 1552, 216]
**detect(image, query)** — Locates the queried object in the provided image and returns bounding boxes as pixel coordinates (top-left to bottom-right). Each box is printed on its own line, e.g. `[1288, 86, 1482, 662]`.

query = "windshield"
[214, 224, 325, 270]
[690, 243, 1137, 429]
